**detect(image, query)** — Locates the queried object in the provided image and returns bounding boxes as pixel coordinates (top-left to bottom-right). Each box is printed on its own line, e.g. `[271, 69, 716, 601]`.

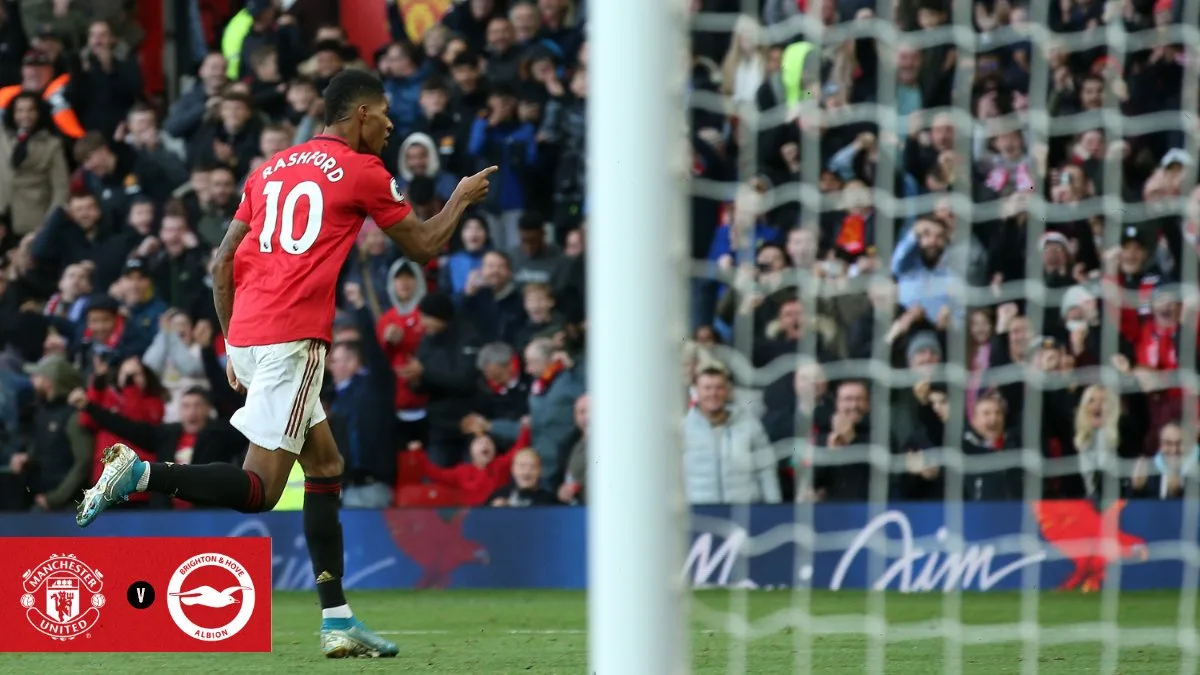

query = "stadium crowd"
[0, 0, 1196, 514]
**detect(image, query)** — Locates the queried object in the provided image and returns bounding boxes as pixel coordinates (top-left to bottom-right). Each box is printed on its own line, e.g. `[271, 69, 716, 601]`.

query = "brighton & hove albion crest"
[167, 553, 257, 641]
[20, 554, 106, 640]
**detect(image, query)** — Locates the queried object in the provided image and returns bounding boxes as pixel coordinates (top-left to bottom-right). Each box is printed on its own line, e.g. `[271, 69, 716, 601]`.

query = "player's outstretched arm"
[381, 166, 498, 264]
[212, 219, 251, 338]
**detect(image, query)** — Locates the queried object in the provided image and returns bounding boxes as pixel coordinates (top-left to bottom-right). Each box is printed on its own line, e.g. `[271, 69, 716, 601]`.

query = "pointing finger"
[477, 165, 500, 178]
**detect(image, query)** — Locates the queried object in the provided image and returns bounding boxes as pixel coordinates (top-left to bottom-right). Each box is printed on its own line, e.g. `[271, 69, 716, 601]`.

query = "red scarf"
[83, 315, 126, 348]
[1137, 322, 1179, 371]
[531, 360, 566, 396]
[486, 355, 523, 394]
[837, 212, 867, 255]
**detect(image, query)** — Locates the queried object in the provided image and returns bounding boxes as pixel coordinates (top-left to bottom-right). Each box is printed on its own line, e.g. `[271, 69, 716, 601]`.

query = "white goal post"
[586, 0, 691, 674]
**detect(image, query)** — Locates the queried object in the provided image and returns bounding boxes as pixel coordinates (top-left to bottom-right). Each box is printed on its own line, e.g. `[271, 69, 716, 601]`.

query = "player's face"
[358, 98, 393, 156]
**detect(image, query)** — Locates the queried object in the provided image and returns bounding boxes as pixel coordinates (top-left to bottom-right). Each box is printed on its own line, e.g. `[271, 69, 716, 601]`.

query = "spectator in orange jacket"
[376, 259, 428, 445]
[78, 355, 166, 505]
[410, 421, 531, 506]
[0, 51, 85, 139]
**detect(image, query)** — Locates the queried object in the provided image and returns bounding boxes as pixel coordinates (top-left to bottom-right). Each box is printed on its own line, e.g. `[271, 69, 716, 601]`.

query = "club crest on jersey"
[390, 178, 405, 203]
[20, 554, 106, 641]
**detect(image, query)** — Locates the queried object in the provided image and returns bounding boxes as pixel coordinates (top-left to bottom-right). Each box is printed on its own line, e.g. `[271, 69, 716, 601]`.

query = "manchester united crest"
[20, 554, 106, 641]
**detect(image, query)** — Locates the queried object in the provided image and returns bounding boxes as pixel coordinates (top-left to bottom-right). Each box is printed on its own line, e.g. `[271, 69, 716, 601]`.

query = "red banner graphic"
[0, 537, 271, 652]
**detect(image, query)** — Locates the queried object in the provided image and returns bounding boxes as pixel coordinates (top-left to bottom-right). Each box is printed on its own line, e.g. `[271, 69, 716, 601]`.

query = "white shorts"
[226, 339, 327, 455]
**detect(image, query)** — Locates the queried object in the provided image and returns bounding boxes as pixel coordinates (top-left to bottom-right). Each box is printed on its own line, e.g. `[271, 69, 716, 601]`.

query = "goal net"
[670, 0, 1200, 672]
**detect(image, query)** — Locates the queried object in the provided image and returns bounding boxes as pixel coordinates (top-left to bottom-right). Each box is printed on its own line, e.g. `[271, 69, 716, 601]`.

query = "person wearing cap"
[377, 259, 430, 435]
[1038, 231, 1076, 289]
[1106, 223, 1163, 345]
[113, 257, 167, 357]
[406, 291, 486, 467]
[9, 356, 92, 511]
[0, 50, 83, 139]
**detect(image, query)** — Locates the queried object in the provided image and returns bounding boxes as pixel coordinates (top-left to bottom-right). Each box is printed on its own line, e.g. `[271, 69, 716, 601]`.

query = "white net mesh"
[682, 0, 1200, 671]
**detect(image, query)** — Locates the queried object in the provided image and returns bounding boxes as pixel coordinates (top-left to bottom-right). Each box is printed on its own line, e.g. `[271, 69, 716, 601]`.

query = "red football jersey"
[227, 135, 412, 347]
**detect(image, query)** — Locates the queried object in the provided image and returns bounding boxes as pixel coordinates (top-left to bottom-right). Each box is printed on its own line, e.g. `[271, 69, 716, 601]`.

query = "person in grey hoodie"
[395, 132, 458, 203]
[683, 367, 781, 505]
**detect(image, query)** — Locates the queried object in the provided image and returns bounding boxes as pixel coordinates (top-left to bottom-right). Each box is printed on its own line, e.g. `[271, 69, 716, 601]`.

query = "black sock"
[146, 463, 267, 513]
[304, 475, 347, 609]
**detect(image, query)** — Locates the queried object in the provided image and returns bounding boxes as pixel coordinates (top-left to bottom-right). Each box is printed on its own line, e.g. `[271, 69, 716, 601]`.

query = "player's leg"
[300, 409, 398, 658]
[76, 341, 314, 526]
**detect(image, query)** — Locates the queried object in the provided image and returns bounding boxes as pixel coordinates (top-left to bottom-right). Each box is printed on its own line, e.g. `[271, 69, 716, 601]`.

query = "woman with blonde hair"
[720, 15, 768, 105]
[1071, 385, 1125, 498]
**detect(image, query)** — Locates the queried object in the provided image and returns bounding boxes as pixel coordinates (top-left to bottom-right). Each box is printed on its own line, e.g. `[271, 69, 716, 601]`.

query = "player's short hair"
[323, 69, 386, 126]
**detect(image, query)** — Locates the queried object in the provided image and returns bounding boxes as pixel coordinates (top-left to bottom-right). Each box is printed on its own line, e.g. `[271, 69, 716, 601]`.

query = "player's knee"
[303, 454, 344, 479]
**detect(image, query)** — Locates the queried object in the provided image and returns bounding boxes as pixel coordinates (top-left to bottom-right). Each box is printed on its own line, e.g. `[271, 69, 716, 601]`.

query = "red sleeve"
[355, 155, 413, 229]
[233, 174, 254, 223]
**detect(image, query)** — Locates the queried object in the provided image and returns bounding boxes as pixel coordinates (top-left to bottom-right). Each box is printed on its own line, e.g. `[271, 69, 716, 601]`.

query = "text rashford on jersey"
[258, 151, 347, 183]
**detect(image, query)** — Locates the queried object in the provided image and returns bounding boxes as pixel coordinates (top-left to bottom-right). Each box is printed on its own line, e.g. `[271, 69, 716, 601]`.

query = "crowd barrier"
[0, 501, 1189, 591]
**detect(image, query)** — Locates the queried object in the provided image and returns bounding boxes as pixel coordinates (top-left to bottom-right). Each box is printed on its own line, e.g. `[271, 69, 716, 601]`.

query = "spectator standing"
[72, 20, 142, 139]
[464, 341, 529, 445]
[467, 82, 538, 250]
[407, 292, 483, 467]
[148, 202, 207, 312]
[189, 91, 263, 181]
[142, 309, 207, 423]
[111, 258, 166, 358]
[0, 50, 84, 139]
[379, 41, 429, 147]
[462, 250, 524, 343]
[522, 337, 584, 488]
[31, 191, 109, 277]
[396, 131, 458, 203]
[76, 132, 188, 225]
[442, 215, 490, 297]
[682, 367, 780, 504]
[0, 2, 30, 88]
[8, 355, 91, 511]
[0, 90, 68, 235]
[70, 385, 245, 508]
[332, 284, 402, 508]
[510, 211, 564, 286]
[164, 52, 229, 144]
[558, 393, 589, 504]
[79, 354, 165, 506]
[376, 261, 429, 447]
[538, 65, 587, 237]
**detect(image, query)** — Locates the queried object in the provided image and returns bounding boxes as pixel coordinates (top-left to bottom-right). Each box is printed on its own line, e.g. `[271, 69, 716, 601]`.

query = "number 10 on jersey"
[260, 180, 325, 255]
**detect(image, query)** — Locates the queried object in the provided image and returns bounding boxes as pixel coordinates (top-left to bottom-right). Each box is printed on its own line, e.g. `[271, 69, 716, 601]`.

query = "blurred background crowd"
[0, 0, 1196, 514]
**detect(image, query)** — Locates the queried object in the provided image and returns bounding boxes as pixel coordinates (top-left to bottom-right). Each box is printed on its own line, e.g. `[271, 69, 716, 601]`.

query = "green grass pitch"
[4, 590, 1190, 673]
